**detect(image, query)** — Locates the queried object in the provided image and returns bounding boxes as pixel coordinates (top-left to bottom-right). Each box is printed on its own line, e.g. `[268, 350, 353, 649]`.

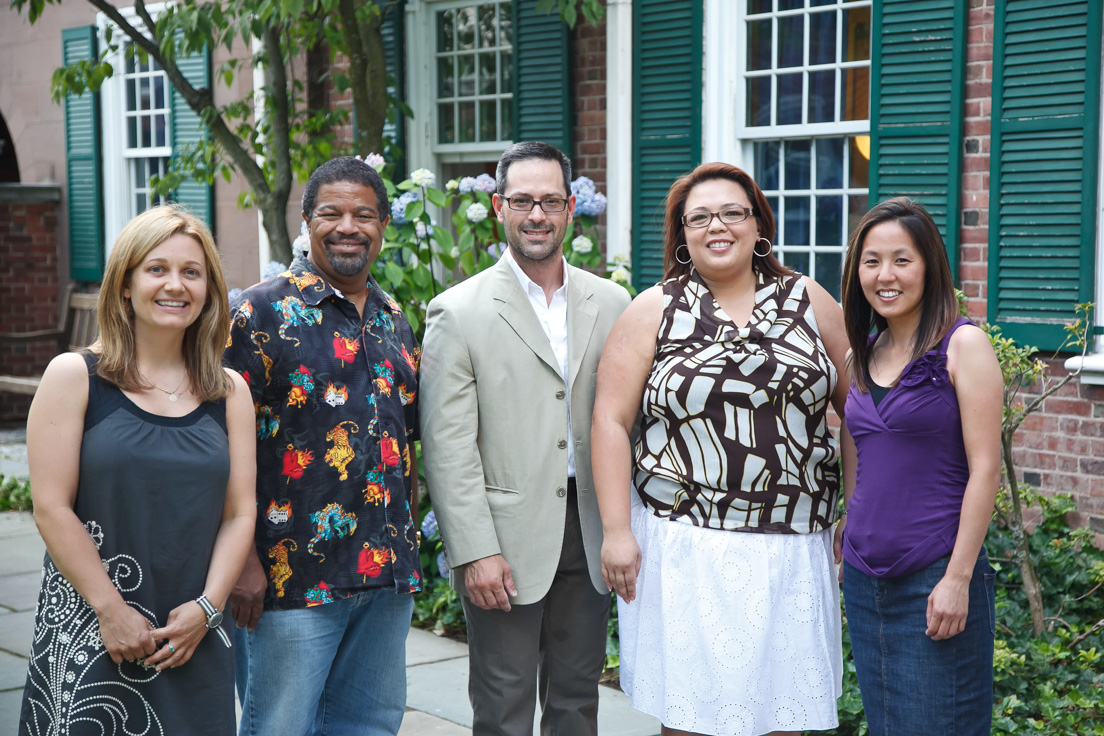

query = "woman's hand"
[145, 600, 211, 670]
[96, 600, 157, 664]
[925, 573, 970, 640]
[601, 528, 642, 603]
[833, 516, 846, 583]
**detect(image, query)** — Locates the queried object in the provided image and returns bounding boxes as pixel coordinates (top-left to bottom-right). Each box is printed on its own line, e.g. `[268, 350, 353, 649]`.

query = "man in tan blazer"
[420, 141, 630, 736]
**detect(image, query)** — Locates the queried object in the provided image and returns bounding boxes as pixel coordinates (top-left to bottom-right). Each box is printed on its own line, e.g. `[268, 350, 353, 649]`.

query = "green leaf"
[406, 200, 424, 221]
[425, 188, 447, 207]
[458, 229, 474, 254]
[432, 227, 455, 251]
[383, 260, 405, 287]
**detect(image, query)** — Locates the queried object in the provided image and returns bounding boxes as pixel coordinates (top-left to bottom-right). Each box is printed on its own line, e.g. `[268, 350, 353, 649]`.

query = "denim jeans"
[843, 552, 995, 736]
[234, 588, 414, 736]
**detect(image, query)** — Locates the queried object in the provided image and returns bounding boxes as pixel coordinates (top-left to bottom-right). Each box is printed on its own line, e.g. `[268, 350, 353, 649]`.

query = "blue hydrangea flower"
[571, 176, 607, 216]
[420, 509, 438, 539]
[391, 191, 422, 224]
[262, 260, 288, 280]
[228, 288, 244, 304]
[473, 173, 497, 193]
[458, 176, 478, 194]
[487, 242, 508, 260]
[436, 552, 449, 578]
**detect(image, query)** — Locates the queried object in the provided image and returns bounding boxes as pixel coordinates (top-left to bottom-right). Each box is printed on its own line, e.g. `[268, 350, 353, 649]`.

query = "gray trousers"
[461, 484, 611, 736]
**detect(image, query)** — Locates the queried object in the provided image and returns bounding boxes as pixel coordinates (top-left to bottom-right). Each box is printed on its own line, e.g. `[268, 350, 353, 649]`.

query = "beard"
[323, 233, 372, 276]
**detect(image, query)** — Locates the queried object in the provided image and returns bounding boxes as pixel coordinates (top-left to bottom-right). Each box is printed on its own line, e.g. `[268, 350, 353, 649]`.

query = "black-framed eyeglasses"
[682, 206, 755, 228]
[501, 196, 569, 213]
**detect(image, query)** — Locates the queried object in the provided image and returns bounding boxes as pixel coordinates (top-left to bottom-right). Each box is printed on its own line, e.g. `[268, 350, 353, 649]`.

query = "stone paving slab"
[0, 610, 34, 657]
[0, 689, 22, 733]
[400, 710, 472, 735]
[0, 650, 28, 692]
[0, 571, 43, 614]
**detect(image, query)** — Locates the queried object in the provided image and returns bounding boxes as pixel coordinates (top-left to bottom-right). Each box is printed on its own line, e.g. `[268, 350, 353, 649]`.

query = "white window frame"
[97, 3, 174, 254]
[707, 0, 871, 295]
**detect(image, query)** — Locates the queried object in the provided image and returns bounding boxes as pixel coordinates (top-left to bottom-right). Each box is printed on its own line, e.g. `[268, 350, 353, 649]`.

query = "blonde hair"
[95, 204, 232, 401]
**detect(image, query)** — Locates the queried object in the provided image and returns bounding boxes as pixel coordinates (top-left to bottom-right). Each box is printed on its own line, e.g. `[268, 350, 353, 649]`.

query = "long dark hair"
[661, 162, 790, 281]
[841, 197, 960, 392]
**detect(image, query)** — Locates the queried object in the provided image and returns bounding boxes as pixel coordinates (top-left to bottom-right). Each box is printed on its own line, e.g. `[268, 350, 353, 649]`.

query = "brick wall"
[572, 14, 608, 259]
[0, 185, 62, 424]
[960, 0, 1103, 536]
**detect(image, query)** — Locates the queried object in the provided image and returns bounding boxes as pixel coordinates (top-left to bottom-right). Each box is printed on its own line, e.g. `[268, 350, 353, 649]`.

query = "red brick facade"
[960, 0, 1103, 535]
[0, 186, 62, 424]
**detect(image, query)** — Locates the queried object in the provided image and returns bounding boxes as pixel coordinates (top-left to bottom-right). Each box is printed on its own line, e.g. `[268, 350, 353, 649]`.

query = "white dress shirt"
[503, 248, 575, 478]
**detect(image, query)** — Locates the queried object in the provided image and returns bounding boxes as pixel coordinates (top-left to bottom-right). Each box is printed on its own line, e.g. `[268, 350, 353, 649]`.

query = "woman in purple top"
[836, 198, 1002, 735]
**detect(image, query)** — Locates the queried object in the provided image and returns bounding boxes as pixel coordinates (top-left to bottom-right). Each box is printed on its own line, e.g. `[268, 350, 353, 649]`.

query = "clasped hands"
[96, 597, 213, 670]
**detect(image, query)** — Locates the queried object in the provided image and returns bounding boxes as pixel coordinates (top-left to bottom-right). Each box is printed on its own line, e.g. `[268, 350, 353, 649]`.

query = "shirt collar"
[290, 255, 397, 315]
[503, 247, 569, 299]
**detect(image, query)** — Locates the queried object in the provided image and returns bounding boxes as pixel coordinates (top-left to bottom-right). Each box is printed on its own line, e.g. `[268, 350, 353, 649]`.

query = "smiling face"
[306, 180, 388, 286]
[682, 178, 760, 282]
[123, 233, 208, 335]
[858, 220, 927, 326]
[492, 158, 575, 265]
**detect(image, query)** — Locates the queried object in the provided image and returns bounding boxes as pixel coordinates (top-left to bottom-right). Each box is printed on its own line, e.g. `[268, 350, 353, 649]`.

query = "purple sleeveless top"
[842, 317, 972, 577]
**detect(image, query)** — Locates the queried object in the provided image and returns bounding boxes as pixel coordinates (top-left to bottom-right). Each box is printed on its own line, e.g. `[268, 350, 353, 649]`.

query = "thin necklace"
[138, 367, 188, 403]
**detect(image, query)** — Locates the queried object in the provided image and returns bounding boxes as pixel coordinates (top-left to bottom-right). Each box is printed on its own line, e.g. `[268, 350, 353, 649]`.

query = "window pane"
[747, 19, 772, 70]
[811, 0, 835, 6]
[127, 117, 137, 149]
[747, 76, 772, 126]
[155, 114, 166, 148]
[766, 196, 779, 222]
[784, 196, 810, 245]
[127, 78, 136, 113]
[500, 51, 512, 90]
[457, 8, 475, 50]
[438, 57, 455, 97]
[808, 70, 835, 123]
[478, 4, 496, 48]
[809, 10, 836, 66]
[747, 0, 772, 13]
[785, 140, 811, 189]
[139, 77, 151, 111]
[777, 15, 804, 68]
[457, 54, 476, 96]
[438, 10, 454, 52]
[849, 136, 870, 188]
[755, 140, 780, 190]
[498, 2, 512, 45]
[848, 193, 869, 235]
[141, 115, 152, 148]
[479, 53, 497, 94]
[458, 101, 476, 142]
[815, 195, 843, 246]
[438, 103, 455, 143]
[500, 97, 512, 140]
[777, 73, 803, 125]
[783, 250, 809, 275]
[816, 137, 843, 189]
[479, 100, 497, 141]
[778, 0, 802, 10]
[843, 6, 871, 62]
[154, 76, 165, 110]
[843, 66, 869, 121]
[814, 251, 842, 300]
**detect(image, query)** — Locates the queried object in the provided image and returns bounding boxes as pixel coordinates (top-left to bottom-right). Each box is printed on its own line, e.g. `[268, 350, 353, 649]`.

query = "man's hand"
[464, 554, 518, 611]
[230, 548, 267, 631]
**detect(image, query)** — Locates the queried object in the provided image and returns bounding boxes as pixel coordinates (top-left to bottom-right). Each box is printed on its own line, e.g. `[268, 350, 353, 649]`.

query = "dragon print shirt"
[225, 256, 423, 609]
[633, 270, 840, 534]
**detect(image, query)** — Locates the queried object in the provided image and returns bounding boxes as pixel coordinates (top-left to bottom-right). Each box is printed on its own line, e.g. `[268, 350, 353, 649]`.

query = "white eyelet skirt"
[617, 491, 843, 736]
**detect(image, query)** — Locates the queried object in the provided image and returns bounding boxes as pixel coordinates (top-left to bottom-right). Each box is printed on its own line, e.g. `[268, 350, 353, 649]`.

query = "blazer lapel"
[567, 268, 598, 392]
[493, 259, 562, 377]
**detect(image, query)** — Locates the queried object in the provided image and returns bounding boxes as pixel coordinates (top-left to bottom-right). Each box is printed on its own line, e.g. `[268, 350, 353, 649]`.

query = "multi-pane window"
[741, 0, 872, 299]
[435, 2, 513, 147]
[122, 50, 171, 214]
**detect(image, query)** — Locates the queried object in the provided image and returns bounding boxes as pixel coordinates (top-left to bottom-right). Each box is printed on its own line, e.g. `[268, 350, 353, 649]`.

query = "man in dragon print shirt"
[224, 157, 422, 736]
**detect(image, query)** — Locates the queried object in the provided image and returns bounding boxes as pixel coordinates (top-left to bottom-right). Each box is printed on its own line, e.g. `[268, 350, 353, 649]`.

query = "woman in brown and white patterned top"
[592, 163, 850, 736]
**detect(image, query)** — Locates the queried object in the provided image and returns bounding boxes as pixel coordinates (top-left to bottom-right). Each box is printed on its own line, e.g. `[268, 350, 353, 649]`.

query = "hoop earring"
[675, 244, 692, 265]
[753, 237, 773, 258]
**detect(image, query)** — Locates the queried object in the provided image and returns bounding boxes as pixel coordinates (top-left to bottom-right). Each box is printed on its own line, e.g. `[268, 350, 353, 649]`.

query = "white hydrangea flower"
[611, 267, 631, 284]
[466, 202, 489, 223]
[410, 168, 436, 188]
[361, 153, 385, 169]
[571, 235, 594, 254]
[415, 221, 433, 238]
[611, 253, 630, 266]
[450, 247, 460, 258]
[446, 178, 460, 191]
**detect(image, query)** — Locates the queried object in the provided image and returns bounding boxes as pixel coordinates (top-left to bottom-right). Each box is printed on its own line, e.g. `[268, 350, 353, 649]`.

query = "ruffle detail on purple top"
[898, 352, 949, 387]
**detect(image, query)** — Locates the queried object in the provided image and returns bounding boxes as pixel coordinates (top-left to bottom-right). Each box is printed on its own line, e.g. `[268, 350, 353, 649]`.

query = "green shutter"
[512, 0, 572, 154]
[631, 0, 702, 289]
[62, 26, 104, 283]
[382, 0, 406, 170]
[869, 0, 966, 280]
[170, 43, 213, 228]
[987, 0, 1103, 350]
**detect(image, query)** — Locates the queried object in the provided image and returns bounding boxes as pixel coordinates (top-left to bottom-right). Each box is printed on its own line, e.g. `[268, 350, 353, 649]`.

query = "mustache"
[324, 233, 371, 247]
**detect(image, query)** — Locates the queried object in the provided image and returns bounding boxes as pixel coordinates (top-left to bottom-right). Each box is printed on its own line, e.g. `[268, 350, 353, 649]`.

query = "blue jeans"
[843, 552, 995, 736]
[235, 588, 414, 736]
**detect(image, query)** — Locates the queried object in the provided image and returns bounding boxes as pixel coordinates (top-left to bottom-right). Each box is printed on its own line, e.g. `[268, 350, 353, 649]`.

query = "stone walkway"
[0, 429, 660, 735]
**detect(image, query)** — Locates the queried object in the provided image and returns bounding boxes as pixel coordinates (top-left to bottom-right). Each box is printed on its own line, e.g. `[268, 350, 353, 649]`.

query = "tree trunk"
[337, 0, 388, 156]
[1002, 433, 1046, 635]
[259, 194, 293, 265]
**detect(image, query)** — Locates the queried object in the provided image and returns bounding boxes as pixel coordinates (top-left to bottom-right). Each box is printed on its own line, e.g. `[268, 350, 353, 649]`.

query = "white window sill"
[1064, 353, 1104, 385]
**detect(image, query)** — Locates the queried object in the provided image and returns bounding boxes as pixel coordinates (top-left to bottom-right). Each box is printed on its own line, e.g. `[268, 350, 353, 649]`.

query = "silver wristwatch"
[195, 594, 232, 648]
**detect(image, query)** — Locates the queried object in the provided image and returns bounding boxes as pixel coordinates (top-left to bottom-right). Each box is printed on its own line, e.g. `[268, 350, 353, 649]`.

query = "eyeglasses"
[682, 206, 755, 228]
[501, 196, 569, 213]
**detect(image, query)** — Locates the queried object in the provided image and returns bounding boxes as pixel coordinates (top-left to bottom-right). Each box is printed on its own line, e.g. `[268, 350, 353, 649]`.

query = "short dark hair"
[302, 157, 390, 221]
[495, 141, 572, 197]
[840, 197, 960, 393]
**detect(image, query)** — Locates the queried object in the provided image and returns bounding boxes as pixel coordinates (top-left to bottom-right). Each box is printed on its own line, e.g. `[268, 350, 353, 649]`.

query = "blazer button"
[556, 487, 566, 497]
[556, 390, 566, 399]
[558, 440, 567, 449]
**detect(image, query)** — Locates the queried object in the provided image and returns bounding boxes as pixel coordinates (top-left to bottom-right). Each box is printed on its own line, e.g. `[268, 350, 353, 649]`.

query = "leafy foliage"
[0, 475, 32, 512]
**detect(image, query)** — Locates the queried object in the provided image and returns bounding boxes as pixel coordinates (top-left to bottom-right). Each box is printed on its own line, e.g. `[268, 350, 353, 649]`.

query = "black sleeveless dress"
[19, 353, 236, 735]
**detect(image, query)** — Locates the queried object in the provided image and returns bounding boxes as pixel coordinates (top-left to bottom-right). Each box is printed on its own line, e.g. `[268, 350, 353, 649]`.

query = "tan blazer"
[419, 257, 630, 605]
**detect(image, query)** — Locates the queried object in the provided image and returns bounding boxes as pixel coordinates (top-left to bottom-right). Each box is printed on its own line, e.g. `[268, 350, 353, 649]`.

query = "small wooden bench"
[0, 285, 99, 395]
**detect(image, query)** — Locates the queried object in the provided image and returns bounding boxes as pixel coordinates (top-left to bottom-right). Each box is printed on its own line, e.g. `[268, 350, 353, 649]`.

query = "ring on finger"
[168, 644, 175, 653]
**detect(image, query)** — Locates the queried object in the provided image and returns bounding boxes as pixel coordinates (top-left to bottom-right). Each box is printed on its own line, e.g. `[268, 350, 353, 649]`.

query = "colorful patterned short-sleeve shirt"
[224, 256, 423, 609]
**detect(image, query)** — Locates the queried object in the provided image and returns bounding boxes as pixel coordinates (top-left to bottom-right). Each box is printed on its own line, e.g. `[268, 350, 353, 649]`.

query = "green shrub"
[0, 475, 31, 512]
